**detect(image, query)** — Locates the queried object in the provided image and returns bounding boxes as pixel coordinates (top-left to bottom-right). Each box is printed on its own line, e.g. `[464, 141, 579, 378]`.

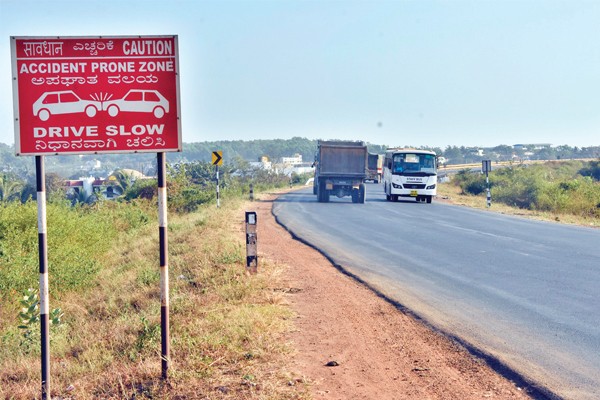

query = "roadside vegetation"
[0, 162, 312, 399]
[3, 141, 599, 182]
[440, 160, 600, 226]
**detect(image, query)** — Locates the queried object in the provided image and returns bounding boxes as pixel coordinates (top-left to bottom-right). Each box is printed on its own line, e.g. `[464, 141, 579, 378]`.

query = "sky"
[1, 0, 599, 149]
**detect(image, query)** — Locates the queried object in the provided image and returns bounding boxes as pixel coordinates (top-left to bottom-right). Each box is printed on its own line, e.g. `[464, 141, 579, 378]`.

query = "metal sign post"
[36, 156, 50, 399]
[212, 151, 223, 208]
[216, 166, 220, 208]
[245, 211, 258, 274]
[482, 160, 492, 208]
[157, 153, 170, 379]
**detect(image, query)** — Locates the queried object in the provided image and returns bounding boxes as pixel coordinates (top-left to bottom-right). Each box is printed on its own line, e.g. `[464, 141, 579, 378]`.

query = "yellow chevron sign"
[212, 151, 223, 166]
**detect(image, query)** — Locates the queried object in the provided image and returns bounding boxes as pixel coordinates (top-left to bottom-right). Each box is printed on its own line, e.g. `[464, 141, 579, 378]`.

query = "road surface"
[272, 185, 600, 400]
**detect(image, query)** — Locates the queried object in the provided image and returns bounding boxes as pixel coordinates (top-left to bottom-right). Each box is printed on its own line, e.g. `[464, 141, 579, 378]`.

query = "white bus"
[382, 149, 437, 203]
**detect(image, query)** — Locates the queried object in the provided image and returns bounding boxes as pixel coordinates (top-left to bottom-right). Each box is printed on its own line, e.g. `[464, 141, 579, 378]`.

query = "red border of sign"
[10, 35, 182, 156]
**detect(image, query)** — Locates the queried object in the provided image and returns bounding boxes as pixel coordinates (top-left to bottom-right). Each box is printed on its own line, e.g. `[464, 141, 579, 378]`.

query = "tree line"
[1, 140, 599, 183]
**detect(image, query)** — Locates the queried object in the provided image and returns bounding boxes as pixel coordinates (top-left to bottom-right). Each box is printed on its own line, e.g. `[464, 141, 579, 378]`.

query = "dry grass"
[1, 196, 309, 399]
[437, 182, 600, 228]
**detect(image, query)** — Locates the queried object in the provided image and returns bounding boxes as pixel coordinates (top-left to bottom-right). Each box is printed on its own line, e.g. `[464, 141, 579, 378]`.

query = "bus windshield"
[392, 153, 436, 176]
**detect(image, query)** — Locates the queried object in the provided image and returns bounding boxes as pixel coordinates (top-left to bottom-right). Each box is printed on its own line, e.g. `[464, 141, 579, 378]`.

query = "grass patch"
[0, 194, 309, 399]
[437, 181, 600, 228]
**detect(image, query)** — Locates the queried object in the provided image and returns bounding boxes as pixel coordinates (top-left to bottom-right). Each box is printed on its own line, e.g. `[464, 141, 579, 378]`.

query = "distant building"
[280, 163, 315, 177]
[280, 153, 303, 165]
[64, 168, 145, 201]
[249, 159, 272, 170]
[82, 159, 102, 170]
[64, 176, 117, 202]
[514, 143, 552, 150]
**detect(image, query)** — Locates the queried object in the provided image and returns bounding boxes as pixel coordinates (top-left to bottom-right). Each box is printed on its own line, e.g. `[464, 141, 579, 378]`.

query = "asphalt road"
[272, 184, 600, 400]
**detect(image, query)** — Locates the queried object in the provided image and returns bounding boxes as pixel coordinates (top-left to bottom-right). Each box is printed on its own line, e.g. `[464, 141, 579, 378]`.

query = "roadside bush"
[169, 185, 216, 213]
[580, 160, 600, 181]
[452, 161, 600, 218]
[454, 169, 487, 195]
[124, 178, 157, 201]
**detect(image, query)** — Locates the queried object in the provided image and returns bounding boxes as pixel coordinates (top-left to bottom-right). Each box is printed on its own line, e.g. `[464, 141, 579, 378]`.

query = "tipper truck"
[367, 153, 383, 183]
[313, 140, 368, 203]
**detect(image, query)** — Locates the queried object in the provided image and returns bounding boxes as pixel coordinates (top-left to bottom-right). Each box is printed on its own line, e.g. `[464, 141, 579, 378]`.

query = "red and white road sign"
[10, 35, 181, 155]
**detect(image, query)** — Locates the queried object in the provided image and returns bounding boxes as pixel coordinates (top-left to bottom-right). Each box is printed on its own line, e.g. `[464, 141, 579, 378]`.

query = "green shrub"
[452, 161, 600, 218]
[124, 178, 157, 201]
[454, 169, 487, 195]
[580, 160, 600, 181]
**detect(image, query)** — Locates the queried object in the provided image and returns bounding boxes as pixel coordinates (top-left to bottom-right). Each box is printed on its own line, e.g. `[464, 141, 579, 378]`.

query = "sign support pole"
[36, 156, 50, 399]
[486, 173, 491, 208]
[157, 153, 170, 380]
[216, 165, 220, 208]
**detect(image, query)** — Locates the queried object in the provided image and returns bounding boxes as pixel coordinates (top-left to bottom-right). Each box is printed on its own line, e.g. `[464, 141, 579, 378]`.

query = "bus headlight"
[392, 183, 403, 189]
[426, 184, 436, 190]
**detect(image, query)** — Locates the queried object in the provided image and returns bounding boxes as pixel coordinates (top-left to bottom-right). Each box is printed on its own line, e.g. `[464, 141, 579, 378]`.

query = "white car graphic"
[33, 91, 102, 121]
[103, 89, 170, 118]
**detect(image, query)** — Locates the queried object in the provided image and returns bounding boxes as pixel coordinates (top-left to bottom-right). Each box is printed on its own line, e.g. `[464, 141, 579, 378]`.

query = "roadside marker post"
[482, 160, 492, 208]
[249, 183, 254, 201]
[245, 211, 258, 274]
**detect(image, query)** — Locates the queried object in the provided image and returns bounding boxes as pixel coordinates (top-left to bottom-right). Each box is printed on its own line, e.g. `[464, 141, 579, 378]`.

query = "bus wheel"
[426, 195, 432, 204]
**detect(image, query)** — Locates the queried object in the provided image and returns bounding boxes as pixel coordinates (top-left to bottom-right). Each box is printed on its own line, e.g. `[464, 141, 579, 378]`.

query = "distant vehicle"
[33, 90, 102, 121]
[103, 89, 169, 118]
[313, 140, 368, 203]
[366, 153, 384, 183]
[383, 148, 437, 203]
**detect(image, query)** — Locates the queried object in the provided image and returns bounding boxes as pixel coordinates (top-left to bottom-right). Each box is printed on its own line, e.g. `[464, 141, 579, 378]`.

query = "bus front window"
[392, 153, 436, 175]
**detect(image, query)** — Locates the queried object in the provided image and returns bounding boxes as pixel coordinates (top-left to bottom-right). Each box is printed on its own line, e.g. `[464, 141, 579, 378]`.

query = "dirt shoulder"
[254, 192, 533, 400]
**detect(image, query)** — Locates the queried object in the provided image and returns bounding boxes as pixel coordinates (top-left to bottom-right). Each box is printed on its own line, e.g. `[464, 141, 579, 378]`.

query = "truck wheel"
[317, 182, 323, 202]
[359, 183, 366, 203]
[351, 190, 358, 203]
[313, 183, 317, 195]
[318, 181, 329, 203]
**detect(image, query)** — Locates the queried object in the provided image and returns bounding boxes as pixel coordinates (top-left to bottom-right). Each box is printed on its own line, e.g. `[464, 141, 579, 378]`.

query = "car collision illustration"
[33, 90, 102, 121]
[103, 89, 169, 118]
[33, 89, 170, 120]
